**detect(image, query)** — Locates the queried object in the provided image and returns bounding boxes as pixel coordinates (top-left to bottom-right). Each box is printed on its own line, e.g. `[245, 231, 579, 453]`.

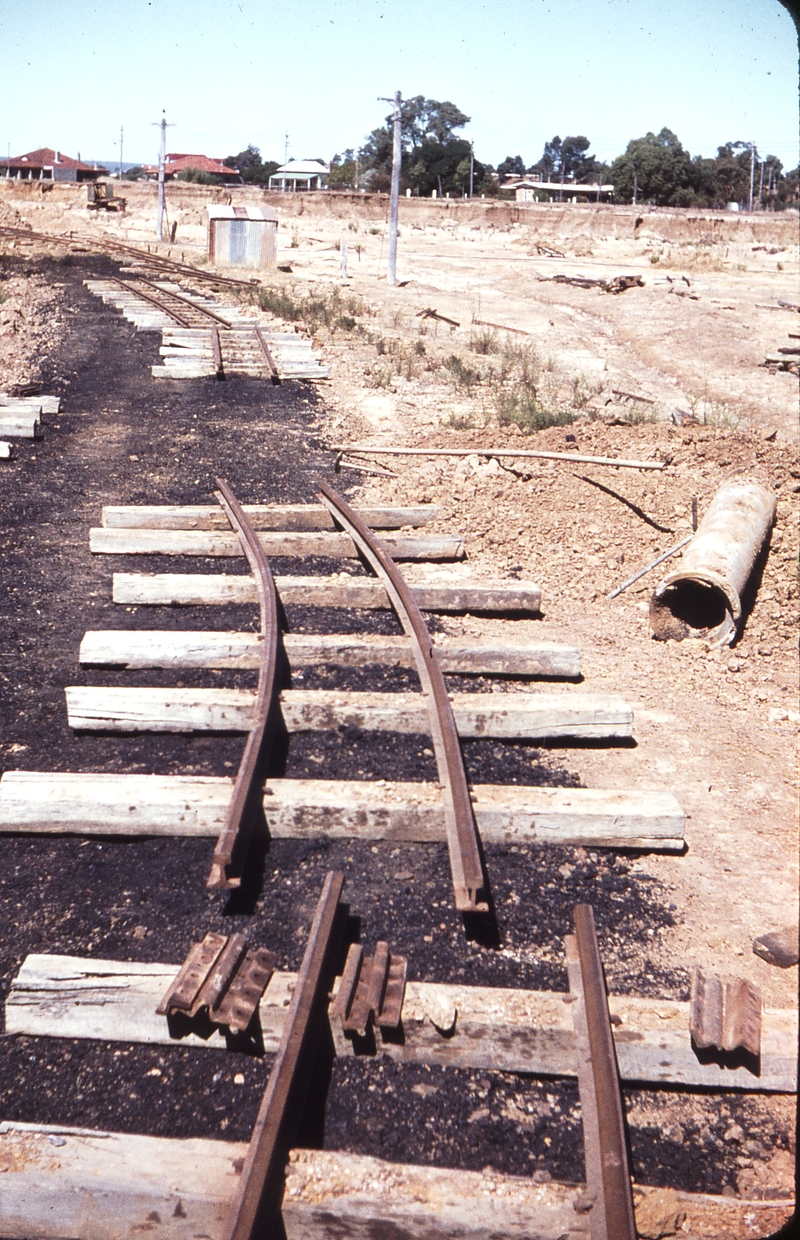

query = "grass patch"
[496, 389, 577, 432]
[257, 284, 367, 335]
[469, 328, 499, 355]
[444, 354, 481, 392]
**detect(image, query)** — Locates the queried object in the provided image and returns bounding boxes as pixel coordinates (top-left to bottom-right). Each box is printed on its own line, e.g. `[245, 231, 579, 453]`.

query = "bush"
[444, 354, 481, 392]
[496, 389, 577, 432]
[469, 328, 499, 355]
[257, 284, 367, 334]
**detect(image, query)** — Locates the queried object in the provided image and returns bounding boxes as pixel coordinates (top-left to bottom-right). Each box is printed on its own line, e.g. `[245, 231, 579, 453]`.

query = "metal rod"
[222, 870, 346, 1240]
[254, 326, 281, 385]
[207, 479, 279, 890]
[318, 481, 488, 915]
[332, 444, 665, 471]
[568, 904, 636, 1240]
[607, 536, 692, 599]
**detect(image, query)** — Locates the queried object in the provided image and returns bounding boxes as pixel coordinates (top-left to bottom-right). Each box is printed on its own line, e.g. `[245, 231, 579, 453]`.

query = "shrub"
[496, 389, 576, 432]
[469, 328, 499, 355]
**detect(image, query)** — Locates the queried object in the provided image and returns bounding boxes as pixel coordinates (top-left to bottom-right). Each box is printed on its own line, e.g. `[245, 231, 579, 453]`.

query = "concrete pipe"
[649, 478, 776, 647]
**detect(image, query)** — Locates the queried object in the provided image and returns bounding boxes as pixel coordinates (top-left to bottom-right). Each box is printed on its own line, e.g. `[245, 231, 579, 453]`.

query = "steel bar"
[332, 444, 665, 471]
[207, 479, 279, 890]
[254, 326, 282, 385]
[222, 870, 346, 1240]
[607, 536, 692, 599]
[567, 905, 636, 1240]
[122, 273, 233, 327]
[318, 481, 488, 915]
[109, 275, 193, 328]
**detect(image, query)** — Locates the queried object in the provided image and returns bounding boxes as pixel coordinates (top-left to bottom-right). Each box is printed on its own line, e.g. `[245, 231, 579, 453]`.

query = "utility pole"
[469, 142, 474, 198]
[355, 153, 359, 191]
[380, 90, 402, 286]
[118, 125, 123, 180]
[284, 133, 289, 165]
[632, 168, 638, 206]
[757, 157, 764, 210]
[748, 142, 755, 213]
[152, 112, 173, 240]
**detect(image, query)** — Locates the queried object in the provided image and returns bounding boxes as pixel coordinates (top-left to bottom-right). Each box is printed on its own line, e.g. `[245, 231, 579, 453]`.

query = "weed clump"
[257, 285, 367, 335]
[496, 389, 577, 432]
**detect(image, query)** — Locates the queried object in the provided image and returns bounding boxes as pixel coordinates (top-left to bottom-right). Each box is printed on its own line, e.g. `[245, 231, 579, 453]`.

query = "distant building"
[269, 160, 328, 192]
[164, 153, 240, 181]
[505, 179, 614, 203]
[3, 148, 107, 182]
[137, 154, 240, 182]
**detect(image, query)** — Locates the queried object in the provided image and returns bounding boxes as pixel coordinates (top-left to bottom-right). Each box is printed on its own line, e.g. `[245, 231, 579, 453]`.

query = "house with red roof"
[3, 148, 107, 182]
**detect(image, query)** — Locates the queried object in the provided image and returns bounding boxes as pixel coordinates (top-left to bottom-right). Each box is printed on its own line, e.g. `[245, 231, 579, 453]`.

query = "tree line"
[198, 97, 799, 209]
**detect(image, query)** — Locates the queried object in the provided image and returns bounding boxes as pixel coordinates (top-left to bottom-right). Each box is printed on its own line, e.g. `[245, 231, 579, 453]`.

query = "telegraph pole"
[469, 142, 474, 198]
[748, 142, 755, 213]
[118, 125, 123, 180]
[157, 114, 167, 239]
[380, 91, 402, 286]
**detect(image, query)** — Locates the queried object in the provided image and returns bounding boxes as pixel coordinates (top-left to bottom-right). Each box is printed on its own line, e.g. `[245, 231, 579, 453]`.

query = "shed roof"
[9, 147, 108, 173]
[206, 205, 278, 222]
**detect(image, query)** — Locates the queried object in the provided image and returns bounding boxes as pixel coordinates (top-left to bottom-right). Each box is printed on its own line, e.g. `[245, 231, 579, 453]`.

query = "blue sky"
[0, 0, 797, 171]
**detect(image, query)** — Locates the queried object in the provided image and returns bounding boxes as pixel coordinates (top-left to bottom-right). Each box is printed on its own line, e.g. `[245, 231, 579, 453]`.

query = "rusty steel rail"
[121, 272, 234, 328]
[0, 224, 258, 288]
[253, 325, 282, 385]
[207, 479, 279, 890]
[317, 481, 488, 915]
[109, 275, 194, 328]
[565, 905, 636, 1240]
[222, 870, 347, 1240]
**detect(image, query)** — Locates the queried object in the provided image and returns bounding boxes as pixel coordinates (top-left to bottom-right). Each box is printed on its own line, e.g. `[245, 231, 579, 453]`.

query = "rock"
[634, 1186, 687, 1238]
[724, 1125, 744, 1144]
[753, 925, 799, 968]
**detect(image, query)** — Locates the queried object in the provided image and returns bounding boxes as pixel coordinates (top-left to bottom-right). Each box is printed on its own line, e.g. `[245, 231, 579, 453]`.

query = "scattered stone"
[753, 925, 799, 968]
[634, 1186, 687, 1238]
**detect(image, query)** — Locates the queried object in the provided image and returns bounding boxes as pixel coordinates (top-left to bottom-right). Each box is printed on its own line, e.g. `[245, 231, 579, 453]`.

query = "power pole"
[632, 168, 638, 206]
[157, 114, 167, 240]
[355, 153, 359, 191]
[380, 90, 402, 286]
[118, 125, 123, 180]
[748, 142, 755, 213]
[469, 142, 474, 198]
[757, 157, 764, 210]
[284, 133, 289, 165]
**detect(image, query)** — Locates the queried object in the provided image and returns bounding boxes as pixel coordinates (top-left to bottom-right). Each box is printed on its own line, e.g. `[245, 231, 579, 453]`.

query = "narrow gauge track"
[0, 251, 794, 1238]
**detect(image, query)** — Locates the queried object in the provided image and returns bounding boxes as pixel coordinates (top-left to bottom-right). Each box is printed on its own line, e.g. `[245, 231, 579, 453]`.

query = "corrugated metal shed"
[206, 205, 278, 270]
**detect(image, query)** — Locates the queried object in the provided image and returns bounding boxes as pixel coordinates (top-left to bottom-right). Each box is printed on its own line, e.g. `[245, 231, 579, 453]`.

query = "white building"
[268, 160, 328, 192]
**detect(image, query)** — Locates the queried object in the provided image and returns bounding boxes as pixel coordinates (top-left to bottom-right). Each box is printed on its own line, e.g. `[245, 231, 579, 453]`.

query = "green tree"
[497, 155, 526, 179]
[610, 128, 697, 206]
[224, 144, 279, 185]
[328, 149, 357, 189]
[529, 135, 600, 184]
[359, 97, 471, 188]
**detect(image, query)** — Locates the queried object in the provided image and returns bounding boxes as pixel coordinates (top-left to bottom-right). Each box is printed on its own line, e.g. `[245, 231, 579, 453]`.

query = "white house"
[268, 160, 328, 192]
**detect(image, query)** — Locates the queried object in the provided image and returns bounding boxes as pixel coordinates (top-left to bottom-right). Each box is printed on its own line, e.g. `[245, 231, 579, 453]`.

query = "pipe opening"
[649, 578, 731, 643]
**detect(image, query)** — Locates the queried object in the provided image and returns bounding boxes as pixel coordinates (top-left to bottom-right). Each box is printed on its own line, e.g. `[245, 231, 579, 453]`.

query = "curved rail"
[207, 479, 279, 890]
[317, 480, 488, 914]
[566, 904, 636, 1240]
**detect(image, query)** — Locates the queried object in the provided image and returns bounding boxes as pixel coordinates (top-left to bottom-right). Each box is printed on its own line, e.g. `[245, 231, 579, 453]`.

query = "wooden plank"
[0, 412, 41, 439]
[112, 572, 543, 613]
[0, 772, 685, 849]
[89, 528, 465, 561]
[79, 630, 581, 678]
[0, 394, 59, 412]
[101, 503, 442, 531]
[0, 1128, 787, 1240]
[7, 954, 795, 1090]
[64, 686, 633, 739]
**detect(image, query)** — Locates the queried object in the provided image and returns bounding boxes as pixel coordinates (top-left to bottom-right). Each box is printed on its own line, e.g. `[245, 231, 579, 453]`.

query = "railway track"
[0, 256, 793, 1237]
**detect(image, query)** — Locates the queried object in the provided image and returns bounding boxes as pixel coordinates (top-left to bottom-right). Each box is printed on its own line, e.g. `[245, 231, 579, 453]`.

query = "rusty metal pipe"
[649, 478, 776, 646]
